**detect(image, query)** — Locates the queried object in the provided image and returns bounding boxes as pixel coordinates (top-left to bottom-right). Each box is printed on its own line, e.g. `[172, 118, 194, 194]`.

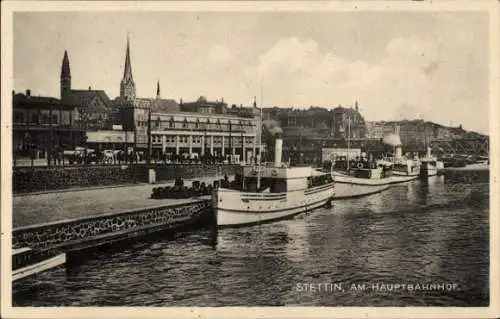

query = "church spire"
[156, 79, 160, 99]
[123, 35, 133, 80]
[120, 34, 136, 101]
[60, 50, 71, 99]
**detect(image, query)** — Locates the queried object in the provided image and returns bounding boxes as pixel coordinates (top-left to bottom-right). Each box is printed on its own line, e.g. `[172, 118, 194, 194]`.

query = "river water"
[13, 170, 489, 307]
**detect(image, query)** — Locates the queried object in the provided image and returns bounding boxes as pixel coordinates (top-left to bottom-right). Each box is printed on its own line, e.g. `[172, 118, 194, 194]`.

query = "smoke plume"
[382, 133, 402, 146]
[263, 119, 283, 136]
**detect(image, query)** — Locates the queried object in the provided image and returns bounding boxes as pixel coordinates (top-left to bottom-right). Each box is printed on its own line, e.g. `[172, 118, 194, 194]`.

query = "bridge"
[429, 137, 489, 156]
[275, 136, 490, 159]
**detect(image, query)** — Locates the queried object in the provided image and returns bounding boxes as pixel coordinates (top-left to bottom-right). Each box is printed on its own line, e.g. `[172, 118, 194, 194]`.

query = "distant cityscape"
[12, 36, 488, 166]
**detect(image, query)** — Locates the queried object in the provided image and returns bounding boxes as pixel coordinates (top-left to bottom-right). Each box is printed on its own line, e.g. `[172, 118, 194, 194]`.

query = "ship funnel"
[395, 146, 403, 160]
[275, 133, 283, 167]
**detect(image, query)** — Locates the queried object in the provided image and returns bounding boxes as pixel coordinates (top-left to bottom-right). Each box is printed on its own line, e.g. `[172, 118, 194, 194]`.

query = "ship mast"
[347, 115, 351, 172]
[257, 106, 263, 189]
[257, 79, 264, 190]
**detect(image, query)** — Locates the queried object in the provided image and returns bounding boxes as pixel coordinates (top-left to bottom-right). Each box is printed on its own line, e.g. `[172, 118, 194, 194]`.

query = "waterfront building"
[12, 90, 85, 160]
[147, 111, 259, 162]
[365, 121, 397, 139]
[15, 35, 261, 160]
[261, 103, 366, 164]
[331, 102, 366, 139]
[60, 50, 116, 131]
[180, 96, 227, 114]
[114, 36, 261, 161]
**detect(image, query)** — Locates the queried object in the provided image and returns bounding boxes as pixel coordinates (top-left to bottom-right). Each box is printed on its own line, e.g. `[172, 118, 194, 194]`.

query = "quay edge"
[12, 197, 217, 277]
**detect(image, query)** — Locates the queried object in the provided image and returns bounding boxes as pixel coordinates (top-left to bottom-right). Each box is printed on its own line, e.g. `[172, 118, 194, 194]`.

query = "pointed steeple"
[156, 79, 160, 99]
[61, 50, 71, 78]
[60, 50, 71, 99]
[123, 35, 133, 81]
[120, 34, 136, 101]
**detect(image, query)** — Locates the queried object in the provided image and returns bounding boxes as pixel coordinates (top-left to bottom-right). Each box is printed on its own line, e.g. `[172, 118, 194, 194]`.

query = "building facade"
[148, 111, 259, 162]
[260, 103, 366, 164]
[180, 96, 227, 115]
[331, 103, 366, 139]
[12, 90, 85, 159]
[115, 37, 261, 161]
[60, 50, 116, 131]
[16, 35, 261, 161]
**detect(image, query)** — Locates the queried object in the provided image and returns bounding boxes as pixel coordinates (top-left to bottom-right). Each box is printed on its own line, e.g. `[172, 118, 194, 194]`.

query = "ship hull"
[333, 179, 390, 199]
[392, 170, 420, 177]
[215, 182, 334, 228]
[332, 172, 419, 199]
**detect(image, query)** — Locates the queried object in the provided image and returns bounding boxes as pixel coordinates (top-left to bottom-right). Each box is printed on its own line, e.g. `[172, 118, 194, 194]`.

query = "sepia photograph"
[1, 1, 499, 318]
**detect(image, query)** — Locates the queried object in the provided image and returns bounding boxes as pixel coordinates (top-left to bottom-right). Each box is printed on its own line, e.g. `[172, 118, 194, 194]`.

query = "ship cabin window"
[241, 176, 285, 193]
[231, 174, 244, 191]
[307, 175, 331, 188]
[244, 177, 258, 192]
[270, 178, 287, 193]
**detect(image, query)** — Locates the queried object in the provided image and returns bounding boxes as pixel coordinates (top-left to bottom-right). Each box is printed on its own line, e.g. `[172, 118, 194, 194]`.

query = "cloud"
[165, 34, 485, 134]
[244, 35, 481, 132]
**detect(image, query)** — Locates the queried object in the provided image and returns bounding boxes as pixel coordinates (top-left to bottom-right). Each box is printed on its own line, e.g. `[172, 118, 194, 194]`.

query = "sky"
[13, 11, 489, 134]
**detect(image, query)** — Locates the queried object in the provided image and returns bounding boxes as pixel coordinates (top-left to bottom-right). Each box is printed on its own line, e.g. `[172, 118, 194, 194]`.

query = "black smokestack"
[263, 119, 283, 136]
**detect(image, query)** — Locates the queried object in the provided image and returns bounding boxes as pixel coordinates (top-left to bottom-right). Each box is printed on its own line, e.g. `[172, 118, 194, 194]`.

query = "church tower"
[120, 36, 136, 101]
[60, 50, 71, 100]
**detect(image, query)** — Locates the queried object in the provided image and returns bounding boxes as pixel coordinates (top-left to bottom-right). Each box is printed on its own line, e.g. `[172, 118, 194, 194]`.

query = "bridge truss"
[429, 138, 489, 156]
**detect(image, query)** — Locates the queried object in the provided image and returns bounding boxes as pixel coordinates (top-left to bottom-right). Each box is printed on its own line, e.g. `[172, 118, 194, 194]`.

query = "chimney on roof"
[26, 89, 31, 97]
[180, 98, 183, 105]
[88, 86, 92, 91]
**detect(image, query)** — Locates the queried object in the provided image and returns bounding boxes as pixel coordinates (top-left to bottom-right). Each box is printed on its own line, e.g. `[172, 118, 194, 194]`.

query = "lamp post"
[204, 124, 208, 164]
[241, 127, 244, 164]
[125, 120, 128, 165]
[47, 108, 53, 166]
[147, 107, 152, 165]
[229, 121, 232, 163]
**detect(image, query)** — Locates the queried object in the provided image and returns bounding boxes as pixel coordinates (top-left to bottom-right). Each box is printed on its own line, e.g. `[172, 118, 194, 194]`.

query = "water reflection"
[284, 215, 309, 263]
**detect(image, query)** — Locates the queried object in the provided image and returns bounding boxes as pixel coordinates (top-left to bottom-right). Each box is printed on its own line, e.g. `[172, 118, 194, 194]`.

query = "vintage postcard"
[1, 1, 499, 318]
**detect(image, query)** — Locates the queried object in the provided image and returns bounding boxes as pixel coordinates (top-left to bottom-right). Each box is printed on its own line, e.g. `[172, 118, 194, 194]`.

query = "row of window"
[138, 120, 256, 131]
[151, 136, 256, 144]
[14, 110, 73, 126]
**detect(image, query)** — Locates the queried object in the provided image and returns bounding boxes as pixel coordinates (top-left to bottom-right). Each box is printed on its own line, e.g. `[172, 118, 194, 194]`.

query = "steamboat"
[328, 119, 414, 199]
[419, 147, 443, 177]
[214, 134, 334, 228]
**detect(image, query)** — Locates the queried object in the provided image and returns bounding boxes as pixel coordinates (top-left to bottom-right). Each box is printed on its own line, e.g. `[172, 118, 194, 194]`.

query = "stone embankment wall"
[13, 199, 211, 251]
[13, 164, 238, 193]
[13, 165, 133, 193]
